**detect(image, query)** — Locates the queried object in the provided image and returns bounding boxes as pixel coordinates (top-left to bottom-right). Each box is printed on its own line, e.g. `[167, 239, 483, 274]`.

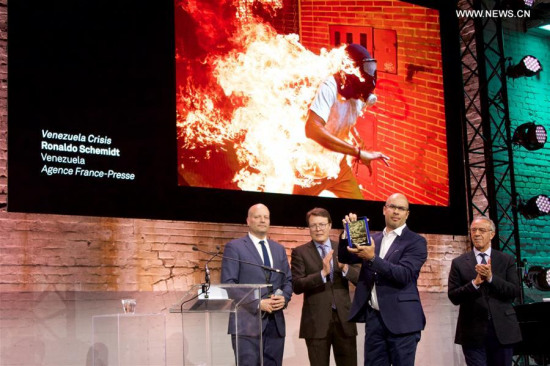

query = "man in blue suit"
[222, 203, 293, 366]
[338, 193, 427, 366]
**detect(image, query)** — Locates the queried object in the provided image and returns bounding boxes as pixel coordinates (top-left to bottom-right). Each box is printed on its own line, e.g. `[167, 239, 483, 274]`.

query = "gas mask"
[334, 44, 377, 103]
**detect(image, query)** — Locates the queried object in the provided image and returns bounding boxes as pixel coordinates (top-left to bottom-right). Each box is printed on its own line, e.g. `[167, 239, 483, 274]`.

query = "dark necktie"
[478, 252, 491, 319]
[259, 240, 271, 267]
[479, 253, 487, 264]
[319, 245, 333, 282]
[320, 244, 336, 309]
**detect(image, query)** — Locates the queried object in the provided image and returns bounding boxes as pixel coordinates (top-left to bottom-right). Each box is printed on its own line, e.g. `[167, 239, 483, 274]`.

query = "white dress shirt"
[370, 224, 406, 311]
[472, 247, 492, 288]
[248, 233, 274, 267]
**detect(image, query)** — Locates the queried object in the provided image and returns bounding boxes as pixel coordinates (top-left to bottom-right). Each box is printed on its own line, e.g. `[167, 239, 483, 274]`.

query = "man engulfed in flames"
[293, 43, 390, 199]
[176, 0, 390, 199]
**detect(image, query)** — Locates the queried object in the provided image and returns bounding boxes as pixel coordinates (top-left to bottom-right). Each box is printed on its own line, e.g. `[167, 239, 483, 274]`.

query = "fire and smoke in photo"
[175, 0, 450, 205]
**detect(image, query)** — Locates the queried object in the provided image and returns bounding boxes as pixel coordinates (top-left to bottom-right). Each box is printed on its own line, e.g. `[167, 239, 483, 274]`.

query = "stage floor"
[0, 290, 469, 365]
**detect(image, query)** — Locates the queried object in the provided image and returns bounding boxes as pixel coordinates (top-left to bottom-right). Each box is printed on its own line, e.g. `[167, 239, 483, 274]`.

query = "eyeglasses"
[309, 223, 329, 230]
[385, 204, 409, 212]
[470, 228, 493, 233]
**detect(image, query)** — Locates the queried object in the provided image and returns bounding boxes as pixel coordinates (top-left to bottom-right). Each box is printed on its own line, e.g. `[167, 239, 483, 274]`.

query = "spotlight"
[507, 56, 543, 78]
[503, 0, 535, 8]
[512, 122, 547, 151]
[518, 195, 550, 219]
[525, 266, 550, 291]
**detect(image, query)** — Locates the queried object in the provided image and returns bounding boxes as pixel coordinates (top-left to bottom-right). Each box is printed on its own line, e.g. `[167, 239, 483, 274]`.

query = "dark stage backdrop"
[7, 0, 467, 234]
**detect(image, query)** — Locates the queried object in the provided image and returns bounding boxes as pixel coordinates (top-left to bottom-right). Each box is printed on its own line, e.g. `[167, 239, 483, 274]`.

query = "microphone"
[193, 245, 221, 254]
[194, 246, 221, 275]
[192, 245, 221, 298]
[205, 245, 221, 284]
[192, 246, 283, 274]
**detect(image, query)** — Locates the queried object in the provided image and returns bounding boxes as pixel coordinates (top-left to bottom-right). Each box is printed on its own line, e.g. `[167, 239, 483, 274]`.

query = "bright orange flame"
[176, 0, 364, 193]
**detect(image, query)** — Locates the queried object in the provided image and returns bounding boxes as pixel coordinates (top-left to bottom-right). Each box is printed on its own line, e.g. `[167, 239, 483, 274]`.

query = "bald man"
[338, 193, 428, 366]
[222, 203, 293, 366]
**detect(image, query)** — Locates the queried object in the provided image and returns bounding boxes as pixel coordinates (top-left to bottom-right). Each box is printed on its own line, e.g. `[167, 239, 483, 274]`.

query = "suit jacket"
[221, 235, 293, 337]
[338, 226, 427, 335]
[291, 239, 360, 339]
[448, 249, 522, 347]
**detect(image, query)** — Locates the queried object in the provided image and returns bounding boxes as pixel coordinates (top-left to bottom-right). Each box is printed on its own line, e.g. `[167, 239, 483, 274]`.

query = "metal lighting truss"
[457, 0, 531, 364]
[457, 0, 522, 265]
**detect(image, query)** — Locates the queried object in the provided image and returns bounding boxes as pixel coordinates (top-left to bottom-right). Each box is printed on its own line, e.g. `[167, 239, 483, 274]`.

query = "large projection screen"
[7, 0, 467, 234]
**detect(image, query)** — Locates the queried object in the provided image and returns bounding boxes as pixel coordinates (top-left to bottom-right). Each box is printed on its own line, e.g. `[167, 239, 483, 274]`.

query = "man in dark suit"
[338, 193, 427, 366]
[291, 207, 360, 366]
[221, 203, 293, 366]
[448, 216, 522, 366]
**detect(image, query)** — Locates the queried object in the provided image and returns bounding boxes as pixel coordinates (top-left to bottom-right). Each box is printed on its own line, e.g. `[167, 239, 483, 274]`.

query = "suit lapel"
[465, 251, 478, 279]
[384, 233, 401, 260]
[374, 232, 383, 257]
[309, 241, 323, 265]
[243, 236, 264, 266]
[330, 240, 338, 264]
[374, 230, 402, 260]
[487, 250, 505, 279]
[266, 239, 278, 267]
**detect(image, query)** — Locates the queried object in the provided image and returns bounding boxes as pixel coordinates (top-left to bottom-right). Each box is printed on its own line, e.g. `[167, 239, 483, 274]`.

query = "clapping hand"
[475, 258, 492, 282]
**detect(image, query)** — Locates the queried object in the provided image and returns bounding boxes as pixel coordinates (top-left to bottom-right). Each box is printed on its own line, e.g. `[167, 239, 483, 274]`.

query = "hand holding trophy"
[342, 213, 375, 260]
[343, 215, 371, 247]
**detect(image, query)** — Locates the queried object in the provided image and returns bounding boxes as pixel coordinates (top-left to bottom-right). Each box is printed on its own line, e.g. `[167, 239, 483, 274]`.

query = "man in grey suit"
[221, 203, 293, 366]
[291, 207, 360, 366]
[448, 216, 522, 366]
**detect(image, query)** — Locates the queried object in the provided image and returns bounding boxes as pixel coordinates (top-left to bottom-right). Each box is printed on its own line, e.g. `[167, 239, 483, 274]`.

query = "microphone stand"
[193, 246, 284, 299]
[193, 246, 221, 299]
[193, 246, 283, 274]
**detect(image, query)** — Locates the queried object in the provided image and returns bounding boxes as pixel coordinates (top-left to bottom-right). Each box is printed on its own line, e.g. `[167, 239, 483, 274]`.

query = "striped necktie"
[479, 253, 487, 264]
[319, 244, 333, 282]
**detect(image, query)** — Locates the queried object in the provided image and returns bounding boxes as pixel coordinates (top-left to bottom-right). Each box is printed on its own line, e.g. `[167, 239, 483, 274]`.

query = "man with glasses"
[291, 207, 360, 366]
[338, 193, 427, 366]
[448, 216, 522, 366]
[292, 43, 390, 199]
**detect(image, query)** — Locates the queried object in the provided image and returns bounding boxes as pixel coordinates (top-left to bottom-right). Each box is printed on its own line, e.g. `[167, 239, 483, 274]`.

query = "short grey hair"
[471, 216, 496, 231]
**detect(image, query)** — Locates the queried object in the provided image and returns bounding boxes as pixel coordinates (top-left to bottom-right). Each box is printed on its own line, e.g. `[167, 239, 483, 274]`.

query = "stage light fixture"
[512, 122, 547, 151]
[518, 195, 550, 219]
[507, 56, 543, 78]
[525, 266, 550, 291]
[503, 0, 534, 9]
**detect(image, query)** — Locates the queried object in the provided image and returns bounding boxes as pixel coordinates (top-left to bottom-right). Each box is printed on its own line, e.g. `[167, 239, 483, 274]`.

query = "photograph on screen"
[175, 0, 449, 206]
[7, 0, 465, 232]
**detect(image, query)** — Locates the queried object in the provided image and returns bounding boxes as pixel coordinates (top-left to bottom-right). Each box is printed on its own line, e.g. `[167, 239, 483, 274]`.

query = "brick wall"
[0, 0, 469, 293]
[502, 28, 550, 267]
[300, 0, 449, 205]
[0, 209, 468, 292]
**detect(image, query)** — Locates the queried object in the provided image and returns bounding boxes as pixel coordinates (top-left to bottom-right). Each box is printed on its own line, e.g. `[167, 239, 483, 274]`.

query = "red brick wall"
[0, 209, 468, 292]
[300, 0, 449, 205]
[0, 0, 468, 293]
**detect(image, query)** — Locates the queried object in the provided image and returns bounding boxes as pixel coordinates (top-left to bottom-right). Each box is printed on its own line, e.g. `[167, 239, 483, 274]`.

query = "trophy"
[345, 217, 371, 247]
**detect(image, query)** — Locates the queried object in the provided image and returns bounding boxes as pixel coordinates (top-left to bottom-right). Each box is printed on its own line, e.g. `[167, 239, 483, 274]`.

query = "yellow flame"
[177, 6, 364, 193]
